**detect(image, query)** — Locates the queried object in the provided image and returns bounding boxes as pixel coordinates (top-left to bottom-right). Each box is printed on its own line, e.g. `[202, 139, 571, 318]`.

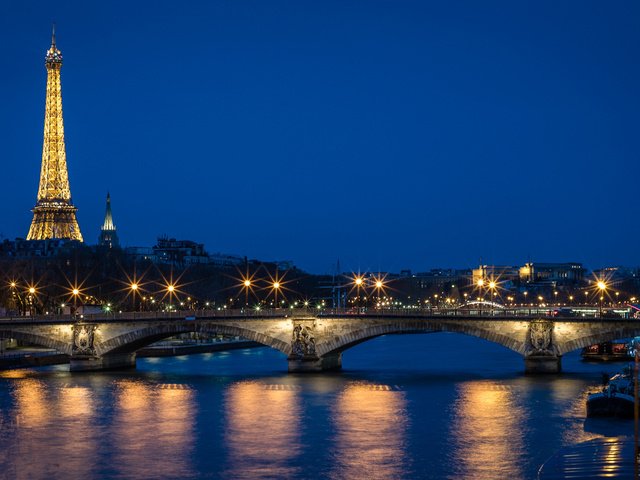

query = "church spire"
[102, 192, 115, 230]
[99, 192, 119, 248]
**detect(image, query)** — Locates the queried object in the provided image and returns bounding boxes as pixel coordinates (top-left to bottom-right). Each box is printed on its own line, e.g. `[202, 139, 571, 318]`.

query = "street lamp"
[597, 281, 607, 317]
[272, 281, 281, 308]
[477, 278, 485, 315]
[487, 281, 497, 314]
[130, 282, 138, 312]
[71, 288, 80, 318]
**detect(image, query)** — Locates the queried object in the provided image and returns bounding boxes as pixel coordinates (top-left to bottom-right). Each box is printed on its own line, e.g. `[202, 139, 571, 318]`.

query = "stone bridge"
[1, 310, 639, 373]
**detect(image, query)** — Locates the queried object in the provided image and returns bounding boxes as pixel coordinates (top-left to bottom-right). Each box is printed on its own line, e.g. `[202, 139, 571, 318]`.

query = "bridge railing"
[0, 305, 627, 323]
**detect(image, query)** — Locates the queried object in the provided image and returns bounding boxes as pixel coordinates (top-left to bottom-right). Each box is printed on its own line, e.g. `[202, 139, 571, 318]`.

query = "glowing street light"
[130, 282, 139, 311]
[597, 281, 607, 316]
[71, 288, 80, 318]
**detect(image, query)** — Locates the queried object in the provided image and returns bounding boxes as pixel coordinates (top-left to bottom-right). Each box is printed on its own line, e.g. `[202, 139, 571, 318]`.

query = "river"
[0, 333, 632, 479]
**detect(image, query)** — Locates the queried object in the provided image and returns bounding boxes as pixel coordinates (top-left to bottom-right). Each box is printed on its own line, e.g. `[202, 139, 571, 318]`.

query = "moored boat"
[581, 340, 632, 361]
[586, 367, 635, 418]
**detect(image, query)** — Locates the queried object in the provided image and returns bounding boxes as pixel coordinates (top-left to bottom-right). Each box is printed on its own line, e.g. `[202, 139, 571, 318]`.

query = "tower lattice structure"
[26, 28, 83, 242]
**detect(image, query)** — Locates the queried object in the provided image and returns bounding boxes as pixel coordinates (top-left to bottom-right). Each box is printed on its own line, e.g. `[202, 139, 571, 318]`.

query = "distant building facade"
[519, 262, 585, 286]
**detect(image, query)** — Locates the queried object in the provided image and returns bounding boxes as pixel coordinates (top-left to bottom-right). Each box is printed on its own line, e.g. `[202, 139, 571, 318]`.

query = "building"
[0, 238, 79, 258]
[26, 27, 83, 242]
[152, 237, 209, 265]
[98, 193, 119, 248]
[519, 262, 585, 286]
[123, 246, 157, 263]
[472, 265, 520, 285]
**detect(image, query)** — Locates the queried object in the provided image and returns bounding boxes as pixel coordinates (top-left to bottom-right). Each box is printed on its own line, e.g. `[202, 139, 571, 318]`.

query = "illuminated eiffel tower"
[26, 27, 83, 242]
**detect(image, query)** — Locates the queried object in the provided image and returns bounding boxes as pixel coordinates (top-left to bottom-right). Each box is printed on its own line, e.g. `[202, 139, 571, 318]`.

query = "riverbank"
[0, 341, 263, 369]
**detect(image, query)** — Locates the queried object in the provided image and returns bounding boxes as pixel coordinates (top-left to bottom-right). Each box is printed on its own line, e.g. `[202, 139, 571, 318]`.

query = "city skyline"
[1, 1, 639, 274]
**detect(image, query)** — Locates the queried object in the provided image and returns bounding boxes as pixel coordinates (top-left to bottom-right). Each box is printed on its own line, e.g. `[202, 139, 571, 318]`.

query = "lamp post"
[166, 284, 175, 311]
[272, 282, 281, 309]
[354, 276, 364, 310]
[488, 281, 497, 315]
[130, 283, 138, 313]
[597, 281, 606, 317]
[72, 288, 80, 319]
[374, 279, 384, 308]
[27, 286, 36, 317]
[243, 279, 251, 307]
[477, 278, 484, 315]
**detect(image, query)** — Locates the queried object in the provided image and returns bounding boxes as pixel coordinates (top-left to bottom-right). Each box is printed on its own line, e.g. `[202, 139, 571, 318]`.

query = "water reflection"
[112, 380, 196, 479]
[2, 377, 98, 478]
[56, 386, 97, 478]
[330, 382, 409, 480]
[449, 381, 526, 479]
[223, 381, 303, 479]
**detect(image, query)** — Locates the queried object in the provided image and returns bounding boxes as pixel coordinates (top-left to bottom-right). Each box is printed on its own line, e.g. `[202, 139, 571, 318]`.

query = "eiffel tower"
[26, 27, 83, 242]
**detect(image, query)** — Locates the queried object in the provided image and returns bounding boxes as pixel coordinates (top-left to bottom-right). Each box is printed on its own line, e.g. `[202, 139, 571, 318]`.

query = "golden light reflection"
[330, 383, 408, 480]
[112, 380, 195, 479]
[13, 378, 48, 428]
[449, 382, 525, 479]
[4, 377, 96, 478]
[223, 381, 302, 479]
[56, 386, 96, 478]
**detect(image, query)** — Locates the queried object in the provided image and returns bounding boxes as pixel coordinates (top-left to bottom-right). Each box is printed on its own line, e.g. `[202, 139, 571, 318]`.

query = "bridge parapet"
[1, 312, 640, 374]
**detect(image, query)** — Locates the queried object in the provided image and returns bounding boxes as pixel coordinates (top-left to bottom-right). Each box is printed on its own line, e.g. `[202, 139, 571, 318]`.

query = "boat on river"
[586, 367, 636, 418]
[581, 340, 632, 361]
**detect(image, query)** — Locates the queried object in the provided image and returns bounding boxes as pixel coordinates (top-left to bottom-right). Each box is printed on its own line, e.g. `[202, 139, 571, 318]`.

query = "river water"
[0, 333, 632, 479]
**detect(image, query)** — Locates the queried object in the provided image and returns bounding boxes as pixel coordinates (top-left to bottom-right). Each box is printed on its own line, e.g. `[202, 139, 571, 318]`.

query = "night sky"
[1, 1, 639, 274]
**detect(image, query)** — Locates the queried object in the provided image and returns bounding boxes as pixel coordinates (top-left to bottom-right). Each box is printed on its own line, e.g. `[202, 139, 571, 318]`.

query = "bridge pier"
[524, 354, 562, 374]
[70, 352, 137, 372]
[288, 353, 342, 373]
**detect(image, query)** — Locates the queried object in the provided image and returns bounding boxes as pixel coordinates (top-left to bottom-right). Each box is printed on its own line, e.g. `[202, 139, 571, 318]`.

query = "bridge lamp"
[28, 287, 36, 295]
[596, 281, 607, 316]
[10, 282, 16, 288]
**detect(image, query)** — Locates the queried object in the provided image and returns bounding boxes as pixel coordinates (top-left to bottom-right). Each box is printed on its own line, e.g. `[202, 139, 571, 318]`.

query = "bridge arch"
[316, 320, 527, 358]
[0, 330, 72, 355]
[558, 326, 640, 355]
[97, 323, 290, 357]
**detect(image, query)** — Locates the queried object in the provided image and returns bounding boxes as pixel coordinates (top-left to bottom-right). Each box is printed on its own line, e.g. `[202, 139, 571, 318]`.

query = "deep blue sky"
[1, 1, 639, 274]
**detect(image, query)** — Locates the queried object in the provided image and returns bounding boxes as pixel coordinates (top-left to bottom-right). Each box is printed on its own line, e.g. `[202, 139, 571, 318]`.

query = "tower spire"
[26, 29, 83, 242]
[102, 192, 115, 230]
[99, 192, 119, 248]
[51, 23, 56, 48]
